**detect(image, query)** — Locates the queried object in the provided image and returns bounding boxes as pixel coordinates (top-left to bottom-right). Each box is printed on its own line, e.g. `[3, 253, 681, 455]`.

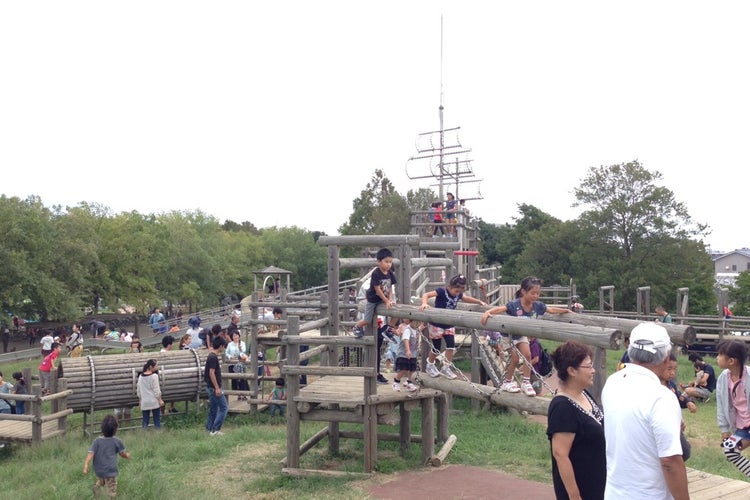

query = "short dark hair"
[550, 341, 592, 382]
[101, 414, 119, 437]
[51, 342, 61, 350]
[376, 248, 393, 261]
[275, 377, 285, 386]
[161, 335, 174, 348]
[272, 307, 283, 315]
[211, 324, 222, 335]
[212, 336, 227, 350]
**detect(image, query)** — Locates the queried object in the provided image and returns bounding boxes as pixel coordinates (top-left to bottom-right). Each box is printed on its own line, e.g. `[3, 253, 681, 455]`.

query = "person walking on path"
[149, 308, 165, 334]
[137, 359, 163, 430]
[66, 323, 84, 357]
[601, 321, 689, 500]
[205, 336, 228, 436]
[481, 276, 570, 396]
[84, 414, 131, 498]
[547, 340, 605, 500]
[420, 274, 486, 380]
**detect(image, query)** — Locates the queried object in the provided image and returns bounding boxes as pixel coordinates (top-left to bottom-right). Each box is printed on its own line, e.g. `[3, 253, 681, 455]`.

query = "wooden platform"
[687, 467, 750, 499]
[296, 375, 442, 408]
[0, 420, 65, 444]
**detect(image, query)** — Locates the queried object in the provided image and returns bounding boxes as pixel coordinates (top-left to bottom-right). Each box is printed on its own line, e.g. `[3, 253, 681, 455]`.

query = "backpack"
[538, 348, 553, 377]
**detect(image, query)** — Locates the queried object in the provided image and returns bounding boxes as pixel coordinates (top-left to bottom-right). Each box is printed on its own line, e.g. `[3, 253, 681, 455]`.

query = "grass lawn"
[0, 345, 747, 498]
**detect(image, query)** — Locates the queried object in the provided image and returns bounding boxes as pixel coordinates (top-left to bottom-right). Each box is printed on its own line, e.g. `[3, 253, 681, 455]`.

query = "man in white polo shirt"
[601, 322, 689, 500]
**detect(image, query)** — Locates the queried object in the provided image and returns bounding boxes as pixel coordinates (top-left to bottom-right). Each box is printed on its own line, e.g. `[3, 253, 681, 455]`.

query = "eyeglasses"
[577, 364, 594, 370]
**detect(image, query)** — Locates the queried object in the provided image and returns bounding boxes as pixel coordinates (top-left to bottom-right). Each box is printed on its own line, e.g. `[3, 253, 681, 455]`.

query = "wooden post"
[470, 331, 481, 411]
[592, 346, 607, 403]
[32, 389, 42, 444]
[430, 434, 457, 467]
[57, 378, 68, 433]
[421, 396, 435, 465]
[399, 402, 411, 456]
[285, 316, 301, 469]
[436, 392, 449, 442]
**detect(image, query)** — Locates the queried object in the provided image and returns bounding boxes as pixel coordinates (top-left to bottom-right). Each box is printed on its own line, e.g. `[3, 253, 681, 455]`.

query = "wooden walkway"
[0, 420, 65, 444]
[688, 467, 750, 499]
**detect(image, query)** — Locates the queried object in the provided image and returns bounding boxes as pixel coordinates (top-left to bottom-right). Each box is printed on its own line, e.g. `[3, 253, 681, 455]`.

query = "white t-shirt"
[602, 363, 683, 500]
[40, 335, 54, 350]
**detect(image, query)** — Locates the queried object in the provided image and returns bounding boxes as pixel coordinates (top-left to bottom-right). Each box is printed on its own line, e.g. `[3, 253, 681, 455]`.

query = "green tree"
[339, 169, 410, 236]
[260, 227, 327, 290]
[573, 160, 707, 258]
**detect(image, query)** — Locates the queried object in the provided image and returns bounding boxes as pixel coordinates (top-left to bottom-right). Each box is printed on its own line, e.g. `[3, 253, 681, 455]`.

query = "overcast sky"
[2, 2, 748, 253]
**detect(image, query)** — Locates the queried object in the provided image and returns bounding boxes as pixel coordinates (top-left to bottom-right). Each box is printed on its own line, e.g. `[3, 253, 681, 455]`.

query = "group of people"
[547, 321, 750, 499]
[428, 193, 468, 238]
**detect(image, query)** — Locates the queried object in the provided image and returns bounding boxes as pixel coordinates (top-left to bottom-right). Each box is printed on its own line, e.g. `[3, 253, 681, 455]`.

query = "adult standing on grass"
[205, 336, 228, 436]
[601, 322, 688, 500]
[546, 340, 605, 500]
[137, 359, 163, 430]
[480, 276, 570, 396]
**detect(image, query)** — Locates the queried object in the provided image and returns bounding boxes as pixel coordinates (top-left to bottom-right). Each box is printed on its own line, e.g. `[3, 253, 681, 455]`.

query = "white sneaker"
[209, 430, 225, 436]
[500, 380, 520, 393]
[392, 381, 401, 392]
[404, 381, 419, 392]
[440, 365, 458, 379]
[521, 380, 536, 397]
[425, 362, 440, 378]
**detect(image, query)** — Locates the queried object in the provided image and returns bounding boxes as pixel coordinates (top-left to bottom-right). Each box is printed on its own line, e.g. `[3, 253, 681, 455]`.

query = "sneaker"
[392, 381, 401, 392]
[425, 362, 440, 378]
[521, 380, 536, 397]
[440, 365, 458, 380]
[209, 430, 225, 436]
[352, 326, 365, 338]
[703, 395, 711, 404]
[500, 380, 521, 393]
[404, 381, 419, 392]
[377, 374, 388, 384]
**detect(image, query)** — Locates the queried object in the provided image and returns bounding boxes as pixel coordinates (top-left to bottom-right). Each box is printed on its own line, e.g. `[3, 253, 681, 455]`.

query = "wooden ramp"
[688, 467, 750, 499]
[0, 420, 66, 444]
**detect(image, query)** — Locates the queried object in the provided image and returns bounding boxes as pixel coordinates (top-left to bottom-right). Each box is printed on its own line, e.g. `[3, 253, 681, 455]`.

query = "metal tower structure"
[405, 17, 482, 202]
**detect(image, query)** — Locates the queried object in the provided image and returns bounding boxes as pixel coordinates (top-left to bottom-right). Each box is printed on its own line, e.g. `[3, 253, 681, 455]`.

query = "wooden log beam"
[418, 376, 551, 416]
[280, 426, 329, 467]
[374, 304, 621, 349]
[281, 467, 373, 478]
[540, 313, 696, 345]
[430, 434, 457, 467]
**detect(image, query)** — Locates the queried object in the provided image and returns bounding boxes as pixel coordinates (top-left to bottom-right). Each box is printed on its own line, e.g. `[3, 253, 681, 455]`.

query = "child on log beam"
[481, 276, 570, 396]
[420, 274, 487, 380]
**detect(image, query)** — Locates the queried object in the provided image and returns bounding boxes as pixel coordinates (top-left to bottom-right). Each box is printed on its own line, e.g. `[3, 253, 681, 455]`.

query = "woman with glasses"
[419, 274, 486, 379]
[547, 341, 605, 500]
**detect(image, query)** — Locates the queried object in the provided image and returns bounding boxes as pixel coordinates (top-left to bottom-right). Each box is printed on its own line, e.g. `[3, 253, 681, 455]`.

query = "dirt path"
[367, 464, 554, 499]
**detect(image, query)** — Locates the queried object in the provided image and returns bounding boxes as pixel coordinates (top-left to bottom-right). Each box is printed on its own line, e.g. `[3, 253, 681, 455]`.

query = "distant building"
[713, 248, 750, 286]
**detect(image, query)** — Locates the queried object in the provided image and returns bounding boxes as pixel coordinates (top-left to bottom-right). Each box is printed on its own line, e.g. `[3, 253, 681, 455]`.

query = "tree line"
[0, 160, 725, 323]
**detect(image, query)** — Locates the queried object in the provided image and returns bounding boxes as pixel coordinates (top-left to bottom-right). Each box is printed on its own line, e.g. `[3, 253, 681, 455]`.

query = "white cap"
[629, 322, 671, 354]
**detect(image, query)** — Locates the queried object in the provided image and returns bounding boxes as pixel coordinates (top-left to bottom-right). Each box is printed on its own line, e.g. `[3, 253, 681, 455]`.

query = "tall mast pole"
[438, 15, 445, 201]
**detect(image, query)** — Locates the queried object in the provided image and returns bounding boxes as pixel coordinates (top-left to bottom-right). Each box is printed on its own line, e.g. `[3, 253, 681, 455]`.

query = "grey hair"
[628, 342, 670, 365]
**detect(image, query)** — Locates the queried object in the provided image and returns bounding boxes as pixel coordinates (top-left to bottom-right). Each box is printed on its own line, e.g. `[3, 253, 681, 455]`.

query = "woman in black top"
[547, 341, 606, 500]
